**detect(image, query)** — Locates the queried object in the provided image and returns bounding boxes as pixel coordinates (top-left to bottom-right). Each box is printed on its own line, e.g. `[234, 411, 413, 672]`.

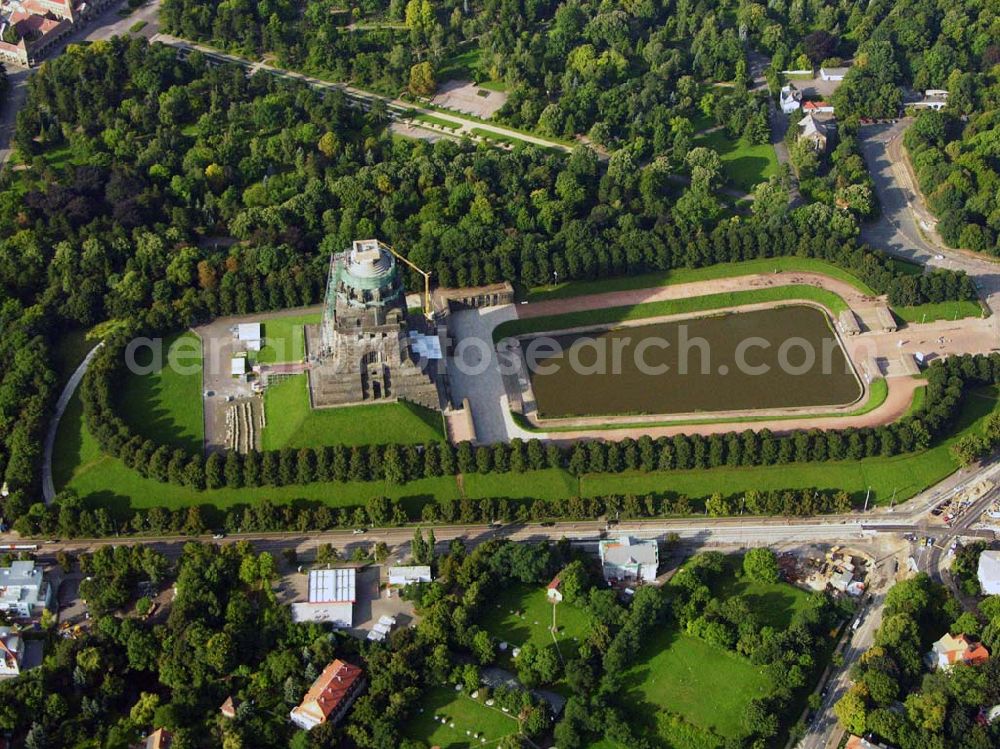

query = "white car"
[933, 254, 945, 260]
[352, 528, 366, 535]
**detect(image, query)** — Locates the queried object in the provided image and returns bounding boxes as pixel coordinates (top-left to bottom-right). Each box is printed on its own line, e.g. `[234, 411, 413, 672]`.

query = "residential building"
[845, 736, 893, 749]
[140, 729, 173, 749]
[0, 560, 52, 618]
[220, 696, 238, 720]
[289, 659, 365, 731]
[0, 0, 114, 67]
[925, 633, 990, 671]
[798, 113, 832, 152]
[977, 550, 1000, 595]
[387, 566, 432, 586]
[820, 66, 850, 81]
[911, 90, 948, 111]
[802, 100, 835, 114]
[598, 536, 659, 583]
[291, 568, 356, 626]
[546, 577, 563, 602]
[779, 84, 802, 114]
[0, 627, 23, 679]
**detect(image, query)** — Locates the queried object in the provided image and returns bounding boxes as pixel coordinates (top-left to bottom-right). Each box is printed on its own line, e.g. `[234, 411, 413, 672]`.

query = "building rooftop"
[0, 561, 45, 607]
[599, 536, 658, 567]
[337, 239, 398, 291]
[387, 565, 431, 580]
[308, 568, 356, 604]
[931, 632, 990, 666]
[237, 322, 260, 341]
[291, 659, 364, 726]
[977, 550, 1000, 585]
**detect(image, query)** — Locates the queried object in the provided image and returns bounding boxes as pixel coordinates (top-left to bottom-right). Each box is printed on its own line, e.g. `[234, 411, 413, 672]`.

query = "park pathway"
[42, 342, 103, 504]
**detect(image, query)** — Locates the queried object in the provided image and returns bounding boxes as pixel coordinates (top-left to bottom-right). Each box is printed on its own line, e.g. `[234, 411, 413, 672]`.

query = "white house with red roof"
[925, 632, 990, 671]
[290, 659, 365, 731]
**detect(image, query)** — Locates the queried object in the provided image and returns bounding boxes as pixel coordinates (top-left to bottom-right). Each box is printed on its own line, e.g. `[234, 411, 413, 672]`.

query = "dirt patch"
[431, 80, 508, 119]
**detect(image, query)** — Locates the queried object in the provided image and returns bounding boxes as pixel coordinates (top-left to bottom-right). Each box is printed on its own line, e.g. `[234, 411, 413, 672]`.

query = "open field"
[711, 555, 814, 629]
[524, 257, 879, 302]
[403, 685, 519, 748]
[581, 387, 1000, 505]
[255, 314, 315, 364]
[437, 47, 483, 81]
[118, 332, 204, 453]
[894, 300, 985, 323]
[261, 375, 445, 449]
[522, 256, 983, 327]
[53, 383, 998, 513]
[496, 285, 849, 341]
[478, 582, 592, 657]
[622, 628, 771, 742]
[692, 129, 778, 193]
[460, 468, 579, 502]
[54, 388, 461, 512]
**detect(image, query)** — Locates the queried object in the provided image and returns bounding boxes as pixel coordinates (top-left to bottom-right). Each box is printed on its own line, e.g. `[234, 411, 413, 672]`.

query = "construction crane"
[382, 241, 434, 320]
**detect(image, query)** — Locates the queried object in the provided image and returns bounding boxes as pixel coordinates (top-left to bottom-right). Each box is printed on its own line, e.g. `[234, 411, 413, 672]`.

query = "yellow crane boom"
[382, 241, 433, 319]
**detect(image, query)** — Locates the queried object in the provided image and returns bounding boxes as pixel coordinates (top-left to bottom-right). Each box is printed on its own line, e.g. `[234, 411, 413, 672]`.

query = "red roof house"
[289, 659, 365, 731]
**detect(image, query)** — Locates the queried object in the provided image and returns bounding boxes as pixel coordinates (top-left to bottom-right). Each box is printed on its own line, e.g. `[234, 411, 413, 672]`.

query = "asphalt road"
[42, 343, 103, 504]
[796, 473, 1000, 749]
[0, 66, 29, 167]
[859, 121, 1000, 336]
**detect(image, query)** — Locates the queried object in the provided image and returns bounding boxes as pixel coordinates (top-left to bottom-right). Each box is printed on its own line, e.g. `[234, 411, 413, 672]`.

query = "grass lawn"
[709, 555, 813, 629]
[477, 79, 507, 92]
[255, 314, 316, 364]
[693, 129, 778, 193]
[55, 385, 461, 515]
[261, 375, 445, 449]
[404, 685, 519, 748]
[894, 300, 984, 323]
[415, 113, 462, 131]
[853, 377, 888, 416]
[905, 384, 927, 416]
[496, 285, 849, 341]
[437, 46, 483, 81]
[478, 582, 592, 659]
[471, 128, 525, 147]
[581, 387, 1000, 506]
[621, 627, 771, 742]
[54, 377, 996, 516]
[523, 256, 878, 302]
[461, 468, 579, 502]
[118, 332, 204, 453]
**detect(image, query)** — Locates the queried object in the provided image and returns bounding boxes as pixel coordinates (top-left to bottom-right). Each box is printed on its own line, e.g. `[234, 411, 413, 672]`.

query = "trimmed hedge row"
[81, 321, 1000, 490]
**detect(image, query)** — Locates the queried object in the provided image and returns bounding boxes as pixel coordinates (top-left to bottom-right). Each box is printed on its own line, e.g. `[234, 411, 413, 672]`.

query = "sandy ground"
[430, 80, 508, 118]
[195, 305, 323, 452]
[517, 272, 875, 320]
